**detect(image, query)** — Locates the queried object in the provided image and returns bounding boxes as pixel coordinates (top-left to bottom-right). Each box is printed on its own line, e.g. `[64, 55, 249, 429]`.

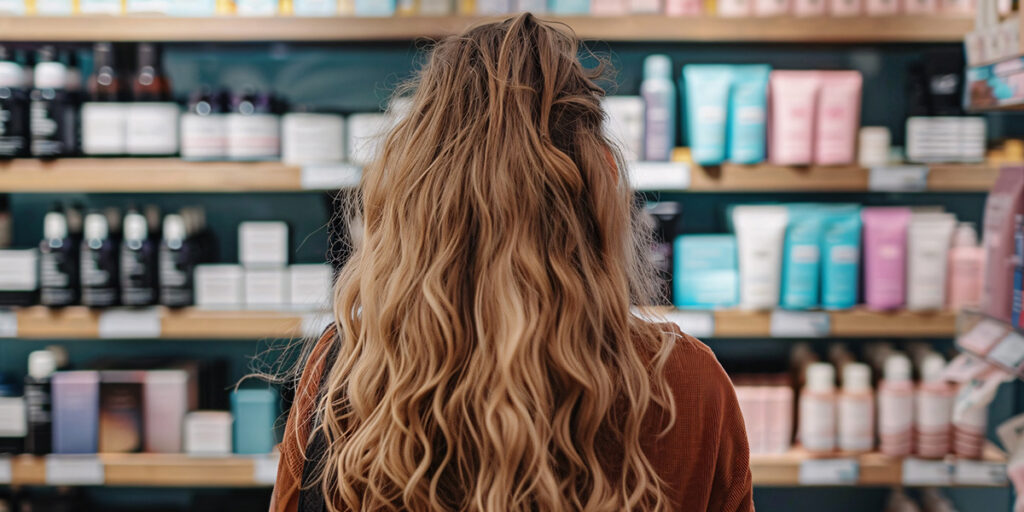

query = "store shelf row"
[0, 159, 998, 193]
[2, 447, 1006, 488]
[0, 306, 957, 339]
[0, 15, 974, 43]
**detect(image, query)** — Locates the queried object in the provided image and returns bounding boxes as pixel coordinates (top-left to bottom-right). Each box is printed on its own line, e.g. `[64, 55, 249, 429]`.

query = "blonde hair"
[311, 13, 676, 511]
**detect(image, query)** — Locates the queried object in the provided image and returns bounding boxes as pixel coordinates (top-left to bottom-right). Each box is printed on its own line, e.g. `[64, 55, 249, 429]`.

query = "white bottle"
[838, 362, 874, 453]
[878, 353, 915, 457]
[640, 54, 676, 162]
[915, 353, 953, 459]
[799, 362, 837, 453]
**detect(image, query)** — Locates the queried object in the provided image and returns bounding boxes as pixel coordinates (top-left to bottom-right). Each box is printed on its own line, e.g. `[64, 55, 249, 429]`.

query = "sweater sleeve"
[705, 352, 754, 512]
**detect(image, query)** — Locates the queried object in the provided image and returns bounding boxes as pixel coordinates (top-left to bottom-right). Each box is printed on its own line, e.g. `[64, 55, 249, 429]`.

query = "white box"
[347, 113, 391, 167]
[0, 397, 26, 438]
[294, 0, 340, 14]
[184, 411, 232, 455]
[236, 0, 279, 14]
[601, 96, 644, 162]
[245, 268, 289, 309]
[0, 250, 38, 292]
[195, 264, 245, 308]
[239, 222, 289, 268]
[282, 113, 346, 166]
[289, 264, 333, 310]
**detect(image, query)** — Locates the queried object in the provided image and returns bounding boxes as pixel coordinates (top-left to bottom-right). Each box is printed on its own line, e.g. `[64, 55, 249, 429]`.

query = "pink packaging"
[982, 167, 1024, 322]
[793, 0, 826, 14]
[754, 0, 790, 15]
[592, 0, 631, 15]
[814, 71, 862, 165]
[828, 0, 862, 15]
[862, 207, 911, 311]
[144, 370, 189, 453]
[717, 0, 752, 15]
[769, 71, 820, 166]
[665, 0, 703, 14]
[865, 0, 899, 14]
[903, 0, 937, 12]
[939, 0, 972, 14]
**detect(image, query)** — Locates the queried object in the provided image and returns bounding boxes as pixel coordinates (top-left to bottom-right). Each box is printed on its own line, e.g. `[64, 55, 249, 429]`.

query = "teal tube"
[727, 65, 771, 164]
[781, 204, 824, 310]
[821, 205, 863, 310]
[673, 234, 739, 309]
[682, 65, 732, 165]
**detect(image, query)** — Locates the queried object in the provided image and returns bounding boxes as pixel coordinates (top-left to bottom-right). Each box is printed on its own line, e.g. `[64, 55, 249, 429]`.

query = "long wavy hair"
[311, 13, 677, 511]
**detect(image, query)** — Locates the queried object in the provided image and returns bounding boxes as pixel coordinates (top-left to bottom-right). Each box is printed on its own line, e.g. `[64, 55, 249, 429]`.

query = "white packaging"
[347, 113, 390, 167]
[167, 0, 217, 15]
[0, 249, 39, 292]
[717, 0, 752, 15]
[0, 0, 25, 14]
[245, 268, 289, 309]
[879, 355, 915, 440]
[799, 362, 837, 453]
[754, 0, 789, 15]
[732, 205, 788, 310]
[227, 113, 280, 161]
[35, 0, 74, 14]
[195, 264, 245, 308]
[180, 113, 227, 160]
[601, 96, 645, 162]
[236, 0, 279, 14]
[282, 113, 345, 166]
[81, 103, 128, 155]
[838, 363, 874, 452]
[124, 0, 168, 13]
[126, 103, 180, 155]
[294, 0, 340, 14]
[184, 411, 233, 455]
[907, 117, 987, 164]
[906, 213, 957, 311]
[239, 222, 289, 268]
[858, 126, 891, 167]
[289, 264, 333, 310]
[144, 370, 189, 453]
[0, 397, 26, 438]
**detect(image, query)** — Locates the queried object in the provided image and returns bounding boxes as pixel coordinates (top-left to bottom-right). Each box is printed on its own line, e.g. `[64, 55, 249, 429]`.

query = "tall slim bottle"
[25, 349, 57, 454]
[640, 54, 675, 162]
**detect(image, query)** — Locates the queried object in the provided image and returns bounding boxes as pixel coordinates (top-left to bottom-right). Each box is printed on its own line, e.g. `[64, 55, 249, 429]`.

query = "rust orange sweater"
[271, 325, 754, 511]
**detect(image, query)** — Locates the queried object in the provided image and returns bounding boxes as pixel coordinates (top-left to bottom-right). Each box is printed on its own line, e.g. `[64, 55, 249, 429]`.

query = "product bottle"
[39, 206, 80, 307]
[80, 211, 120, 307]
[915, 353, 953, 459]
[24, 349, 57, 455]
[120, 210, 158, 306]
[126, 43, 179, 156]
[81, 42, 126, 156]
[159, 213, 196, 307]
[640, 54, 675, 162]
[838, 362, 874, 453]
[59, 48, 80, 157]
[0, 45, 29, 158]
[226, 87, 280, 161]
[799, 362, 837, 453]
[29, 47, 70, 158]
[878, 353, 915, 457]
[180, 87, 228, 160]
[947, 222, 985, 311]
[645, 202, 681, 305]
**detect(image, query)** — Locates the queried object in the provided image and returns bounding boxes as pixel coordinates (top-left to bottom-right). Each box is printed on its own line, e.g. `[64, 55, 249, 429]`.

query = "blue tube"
[820, 205, 863, 310]
[727, 65, 771, 164]
[781, 204, 824, 310]
[682, 65, 733, 165]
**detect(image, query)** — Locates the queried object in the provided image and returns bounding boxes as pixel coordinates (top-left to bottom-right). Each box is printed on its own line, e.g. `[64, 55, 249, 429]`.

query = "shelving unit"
[0, 15, 973, 43]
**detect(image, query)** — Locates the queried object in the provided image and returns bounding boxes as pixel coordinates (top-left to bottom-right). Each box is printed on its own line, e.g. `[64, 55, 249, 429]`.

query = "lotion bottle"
[878, 353, 915, 457]
[800, 362, 837, 453]
[838, 362, 874, 453]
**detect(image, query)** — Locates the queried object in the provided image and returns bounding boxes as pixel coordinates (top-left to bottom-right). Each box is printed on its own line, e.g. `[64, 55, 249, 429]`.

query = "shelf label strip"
[301, 164, 362, 190]
[869, 165, 929, 192]
[630, 162, 690, 191]
[0, 456, 10, 485]
[902, 457, 952, 486]
[45, 455, 105, 485]
[98, 308, 162, 338]
[663, 310, 714, 339]
[954, 459, 1008, 486]
[0, 310, 16, 338]
[770, 310, 830, 338]
[798, 458, 859, 485]
[254, 454, 279, 485]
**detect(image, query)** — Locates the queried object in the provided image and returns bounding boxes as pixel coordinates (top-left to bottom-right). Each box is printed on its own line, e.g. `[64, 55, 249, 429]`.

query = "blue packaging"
[682, 65, 732, 165]
[727, 65, 771, 164]
[549, 0, 589, 13]
[52, 371, 100, 454]
[673, 235, 739, 309]
[231, 388, 278, 455]
[820, 205, 862, 310]
[781, 204, 824, 310]
[355, 0, 397, 16]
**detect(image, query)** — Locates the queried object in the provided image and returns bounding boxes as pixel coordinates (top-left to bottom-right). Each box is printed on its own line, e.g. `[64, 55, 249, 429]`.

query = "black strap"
[297, 334, 338, 512]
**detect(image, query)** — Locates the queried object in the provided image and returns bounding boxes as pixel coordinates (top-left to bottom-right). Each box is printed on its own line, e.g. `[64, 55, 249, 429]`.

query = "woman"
[272, 13, 752, 512]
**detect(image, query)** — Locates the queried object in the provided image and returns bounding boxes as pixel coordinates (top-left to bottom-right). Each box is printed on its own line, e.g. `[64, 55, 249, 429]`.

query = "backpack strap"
[297, 331, 338, 512]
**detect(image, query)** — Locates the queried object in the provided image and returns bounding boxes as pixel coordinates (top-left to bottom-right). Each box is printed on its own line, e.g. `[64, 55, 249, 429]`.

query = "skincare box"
[99, 371, 145, 453]
[231, 389, 278, 454]
[52, 371, 100, 454]
[239, 221, 289, 268]
[245, 268, 289, 309]
[673, 235, 739, 309]
[195, 264, 245, 308]
[184, 411, 233, 455]
[0, 249, 38, 306]
[347, 113, 390, 167]
[289, 264, 333, 310]
[282, 113, 346, 165]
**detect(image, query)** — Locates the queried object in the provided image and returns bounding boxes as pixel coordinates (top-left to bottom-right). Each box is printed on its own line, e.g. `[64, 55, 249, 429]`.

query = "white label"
[663, 310, 714, 339]
[697, 105, 726, 123]
[0, 310, 16, 338]
[830, 245, 858, 264]
[98, 308, 162, 338]
[125, 0, 168, 12]
[227, 114, 280, 160]
[988, 331, 1024, 369]
[798, 458, 858, 485]
[126, 103, 180, 155]
[799, 396, 836, 452]
[253, 454, 279, 485]
[770, 310, 830, 338]
[45, 456, 105, 485]
[81, 103, 128, 155]
[81, 0, 125, 13]
[869, 165, 929, 192]
[301, 312, 334, 338]
[879, 391, 915, 434]
[629, 162, 690, 191]
[0, 456, 10, 484]
[180, 114, 227, 160]
[791, 245, 820, 264]
[902, 458, 952, 485]
[237, 0, 279, 14]
[35, 0, 73, 14]
[916, 391, 953, 431]
[838, 397, 874, 452]
[301, 164, 362, 190]
[955, 459, 1008, 485]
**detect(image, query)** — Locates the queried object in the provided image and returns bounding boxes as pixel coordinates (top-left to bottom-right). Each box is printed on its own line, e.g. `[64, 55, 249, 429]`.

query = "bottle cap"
[920, 353, 947, 383]
[644, 54, 672, 81]
[884, 353, 912, 382]
[163, 214, 186, 241]
[84, 212, 109, 241]
[43, 210, 68, 240]
[952, 222, 978, 247]
[123, 212, 148, 242]
[28, 350, 57, 379]
[33, 61, 67, 90]
[0, 62, 23, 89]
[805, 362, 835, 393]
[842, 363, 872, 392]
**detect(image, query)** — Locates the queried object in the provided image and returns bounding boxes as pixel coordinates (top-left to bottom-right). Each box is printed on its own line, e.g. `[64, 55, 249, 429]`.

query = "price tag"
[253, 454, 279, 485]
[98, 308, 162, 338]
[0, 456, 11, 485]
[0, 309, 16, 338]
[770, 310, 830, 338]
[954, 459, 1008, 486]
[798, 458, 859, 485]
[45, 455, 105, 485]
[301, 164, 361, 190]
[869, 165, 929, 192]
[630, 162, 690, 191]
[663, 310, 714, 339]
[987, 331, 1024, 369]
[902, 457, 952, 486]
[301, 312, 334, 338]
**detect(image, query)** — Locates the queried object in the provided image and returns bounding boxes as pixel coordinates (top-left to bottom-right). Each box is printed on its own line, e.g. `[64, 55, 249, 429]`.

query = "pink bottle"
[915, 354, 954, 459]
[814, 71, 863, 165]
[838, 363, 874, 453]
[665, 0, 703, 14]
[878, 354, 915, 457]
[948, 223, 985, 312]
[800, 362, 837, 454]
[793, 0, 826, 15]
[862, 207, 912, 311]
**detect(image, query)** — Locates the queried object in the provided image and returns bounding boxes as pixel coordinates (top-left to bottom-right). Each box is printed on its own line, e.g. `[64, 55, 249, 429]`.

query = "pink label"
[665, 0, 702, 14]
[793, 0, 825, 14]
[717, 0, 751, 15]
[878, 388, 914, 435]
[916, 389, 953, 430]
[838, 395, 874, 451]
[828, 0, 861, 15]
[865, 0, 898, 14]
[799, 394, 836, 452]
[754, 0, 789, 15]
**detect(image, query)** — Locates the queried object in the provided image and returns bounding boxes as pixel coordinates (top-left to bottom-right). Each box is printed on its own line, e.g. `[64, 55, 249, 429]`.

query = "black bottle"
[159, 213, 196, 307]
[645, 202, 682, 306]
[24, 349, 56, 455]
[80, 211, 119, 307]
[29, 47, 69, 158]
[39, 206, 80, 307]
[0, 45, 29, 159]
[120, 210, 157, 306]
[59, 48, 81, 157]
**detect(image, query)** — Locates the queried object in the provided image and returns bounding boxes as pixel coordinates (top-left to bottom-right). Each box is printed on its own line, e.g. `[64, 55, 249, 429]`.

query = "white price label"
[798, 458, 859, 485]
[663, 310, 714, 339]
[902, 457, 952, 485]
[629, 162, 690, 191]
[0, 309, 16, 338]
[869, 165, 929, 192]
[0, 456, 11, 484]
[98, 308, 162, 338]
[770, 310, 830, 338]
[253, 454, 279, 485]
[45, 456, 105, 485]
[301, 312, 334, 338]
[954, 459, 1008, 486]
[988, 331, 1024, 369]
[301, 164, 361, 190]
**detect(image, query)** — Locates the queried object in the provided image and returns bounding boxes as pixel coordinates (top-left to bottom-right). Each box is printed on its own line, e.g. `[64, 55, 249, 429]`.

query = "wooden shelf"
[0, 15, 973, 43]
[685, 163, 997, 193]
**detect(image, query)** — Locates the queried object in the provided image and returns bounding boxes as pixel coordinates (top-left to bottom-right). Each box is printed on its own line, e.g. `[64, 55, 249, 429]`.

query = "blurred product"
[794, 0, 826, 16]
[732, 205, 788, 310]
[30, 46, 73, 158]
[799, 362, 837, 453]
[294, 0, 341, 14]
[814, 71, 862, 165]
[858, 126, 891, 166]
[226, 88, 281, 160]
[144, 370, 189, 453]
[906, 117, 986, 163]
[180, 88, 229, 160]
[640, 55, 675, 162]
[862, 207, 911, 311]
[947, 223, 984, 311]
[82, 0, 125, 13]
[281, 112, 346, 165]
[80, 211, 120, 307]
[820, 205, 862, 310]
[645, 202, 681, 305]
[127, 43, 179, 155]
[0, 45, 29, 158]
[727, 65, 770, 164]
[245, 267, 289, 309]
[906, 213, 956, 311]
[866, 0, 898, 14]
[159, 213, 198, 307]
[239, 221, 289, 267]
[195, 264, 245, 308]
[52, 371, 100, 454]
[289, 264, 334, 310]
[769, 70, 819, 165]
[829, 0, 861, 15]
[878, 353, 914, 456]
[673, 235, 739, 309]
[184, 410, 233, 455]
[0, 249, 38, 306]
[717, 0, 753, 15]
[683, 65, 731, 165]
[24, 350, 56, 455]
[781, 204, 824, 310]
[81, 42, 126, 155]
[346, 112, 389, 166]
[0, 392, 26, 454]
[236, 0, 281, 14]
[982, 167, 1024, 321]
[754, 0, 790, 16]
[734, 375, 793, 454]
[915, 353, 954, 458]
[231, 388, 278, 454]
[838, 362, 874, 452]
[39, 206, 80, 307]
[601, 95, 644, 162]
[98, 370, 145, 453]
[120, 209, 158, 306]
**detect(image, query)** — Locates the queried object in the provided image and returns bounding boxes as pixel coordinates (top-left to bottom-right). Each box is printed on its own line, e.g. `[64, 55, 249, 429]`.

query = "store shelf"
[684, 163, 997, 193]
[708, 309, 956, 338]
[0, 15, 973, 43]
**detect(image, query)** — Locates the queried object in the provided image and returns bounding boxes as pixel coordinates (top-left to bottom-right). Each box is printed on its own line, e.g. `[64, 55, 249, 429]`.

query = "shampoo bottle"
[878, 353, 915, 457]
[838, 362, 874, 453]
[80, 211, 120, 307]
[640, 55, 675, 162]
[29, 48, 70, 158]
[24, 349, 56, 455]
[799, 362, 837, 453]
[0, 45, 29, 158]
[39, 206, 80, 307]
[120, 210, 158, 306]
[915, 353, 953, 459]
[159, 213, 196, 307]
[947, 222, 985, 311]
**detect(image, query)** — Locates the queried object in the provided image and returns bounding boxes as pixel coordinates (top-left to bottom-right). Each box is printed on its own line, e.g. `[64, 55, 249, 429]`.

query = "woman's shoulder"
[647, 321, 733, 399]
